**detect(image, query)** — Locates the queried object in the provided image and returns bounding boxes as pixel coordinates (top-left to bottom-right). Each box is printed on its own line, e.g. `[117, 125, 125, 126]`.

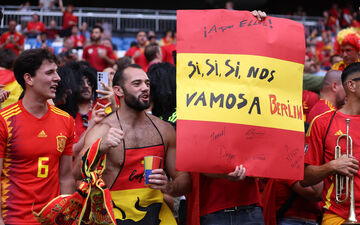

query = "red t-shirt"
[125, 46, 148, 70]
[62, 11, 78, 30]
[199, 175, 261, 216]
[45, 28, 60, 40]
[303, 90, 319, 122]
[69, 34, 86, 48]
[0, 100, 75, 224]
[305, 110, 360, 219]
[82, 44, 116, 72]
[161, 43, 176, 65]
[274, 179, 321, 220]
[0, 31, 24, 55]
[74, 110, 92, 142]
[307, 99, 336, 124]
[27, 21, 45, 33]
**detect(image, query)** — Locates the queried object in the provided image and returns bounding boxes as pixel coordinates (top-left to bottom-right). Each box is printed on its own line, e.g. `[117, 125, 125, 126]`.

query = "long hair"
[146, 62, 176, 117]
[55, 65, 78, 118]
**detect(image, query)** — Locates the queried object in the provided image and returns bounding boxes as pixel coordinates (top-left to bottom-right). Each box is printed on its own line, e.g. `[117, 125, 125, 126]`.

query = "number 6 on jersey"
[37, 157, 49, 178]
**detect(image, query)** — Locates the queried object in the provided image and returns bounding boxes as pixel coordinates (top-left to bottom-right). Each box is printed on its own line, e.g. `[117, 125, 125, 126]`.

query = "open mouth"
[50, 85, 58, 92]
[139, 93, 149, 101]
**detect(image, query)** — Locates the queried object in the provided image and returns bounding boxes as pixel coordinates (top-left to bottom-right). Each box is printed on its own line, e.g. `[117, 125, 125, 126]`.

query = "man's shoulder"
[126, 46, 139, 54]
[83, 44, 93, 50]
[311, 109, 335, 124]
[307, 109, 336, 136]
[0, 31, 9, 37]
[49, 104, 72, 120]
[147, 113, 174, 133]
[15, 32, 24, 38]
[0, 101, 21, 121]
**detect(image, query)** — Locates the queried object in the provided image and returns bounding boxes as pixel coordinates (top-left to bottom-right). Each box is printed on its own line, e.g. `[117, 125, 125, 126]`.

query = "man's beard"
[90, 36, 101, 43]
[123, 87, 150, 111]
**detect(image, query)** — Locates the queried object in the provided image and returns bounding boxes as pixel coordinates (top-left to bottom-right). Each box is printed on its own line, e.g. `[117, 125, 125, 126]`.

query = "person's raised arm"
[72, 122, 123, 180]
[58, 0, 65, 13]
[72, 102, 109, 158]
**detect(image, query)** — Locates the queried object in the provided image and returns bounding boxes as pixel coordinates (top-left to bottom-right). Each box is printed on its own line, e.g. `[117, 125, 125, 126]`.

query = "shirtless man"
[74, 64, 191, 224]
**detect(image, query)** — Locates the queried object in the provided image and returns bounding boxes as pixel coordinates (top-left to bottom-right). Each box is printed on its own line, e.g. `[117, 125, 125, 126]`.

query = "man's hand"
[132, 50, 142, 60]
[251, 10, 267, 21]
[99, 127, 124, 152]
[0, 85, 10, 104]
[90, 101, 110, 124]
[227, 165, 246, 181]
[148, 168, 169, 193]
[330, 154, 359, 177]
[96, 81, 117, 111]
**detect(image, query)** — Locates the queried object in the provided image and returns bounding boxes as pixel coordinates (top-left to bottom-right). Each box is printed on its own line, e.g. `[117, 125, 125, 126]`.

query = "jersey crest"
[56, 133, 67, 153]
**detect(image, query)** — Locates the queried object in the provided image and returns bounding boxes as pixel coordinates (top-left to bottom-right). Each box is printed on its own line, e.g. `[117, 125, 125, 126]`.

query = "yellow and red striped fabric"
[0, 69, 22, 108]
[176, 10, 305, 179]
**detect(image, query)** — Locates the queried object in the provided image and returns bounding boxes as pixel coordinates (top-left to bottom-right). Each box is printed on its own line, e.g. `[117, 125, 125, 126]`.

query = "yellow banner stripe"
[177, 53, 304, 132]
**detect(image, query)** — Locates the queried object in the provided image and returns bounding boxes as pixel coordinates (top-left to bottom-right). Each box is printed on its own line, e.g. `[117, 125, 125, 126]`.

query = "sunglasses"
[352, 77, 360, 82]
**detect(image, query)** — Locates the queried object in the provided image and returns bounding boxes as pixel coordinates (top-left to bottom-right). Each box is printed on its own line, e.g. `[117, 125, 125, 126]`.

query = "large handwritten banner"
[176, 10, 305, 180]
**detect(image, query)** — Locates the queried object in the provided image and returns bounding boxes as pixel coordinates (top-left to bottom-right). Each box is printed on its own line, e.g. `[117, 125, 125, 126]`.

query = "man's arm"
[302, 155, 359, 187]
[59, 155, 75, 194]
[291, 180, 323, 201]
[72, 122, 123, 180]
[148, 122, 191, 197]
[58, 0, 65, 13]
[72, 102, 109, 158]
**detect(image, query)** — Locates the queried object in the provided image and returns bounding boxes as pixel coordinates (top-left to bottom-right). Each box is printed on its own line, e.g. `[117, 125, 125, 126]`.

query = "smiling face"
[121, 67, 150, 111]
[27, 60, 60, 100]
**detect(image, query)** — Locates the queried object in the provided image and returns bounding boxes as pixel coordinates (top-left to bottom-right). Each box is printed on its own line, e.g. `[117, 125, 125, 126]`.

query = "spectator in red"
[340, 2, 353, 28]
[45, 19, 60, 41]
[26, 13, 45, 38]
[68, 25, 85, 49]
[262, 178, 322, 225]
[159, 29, 174, 46]
[0, 20, 24, 56]
[161, 31, 176, 65]
[144, 43, 162, 72]
[82, 25, 116, 72]
[125, 30, 148, 70]
[303, 90, 319, 125]
[102, 38, 117, 59]
[306, 70, 345, 125]
[59, 0, 78, 37]
[332, 27, 360, 71]
[329, 3, 340, 21]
